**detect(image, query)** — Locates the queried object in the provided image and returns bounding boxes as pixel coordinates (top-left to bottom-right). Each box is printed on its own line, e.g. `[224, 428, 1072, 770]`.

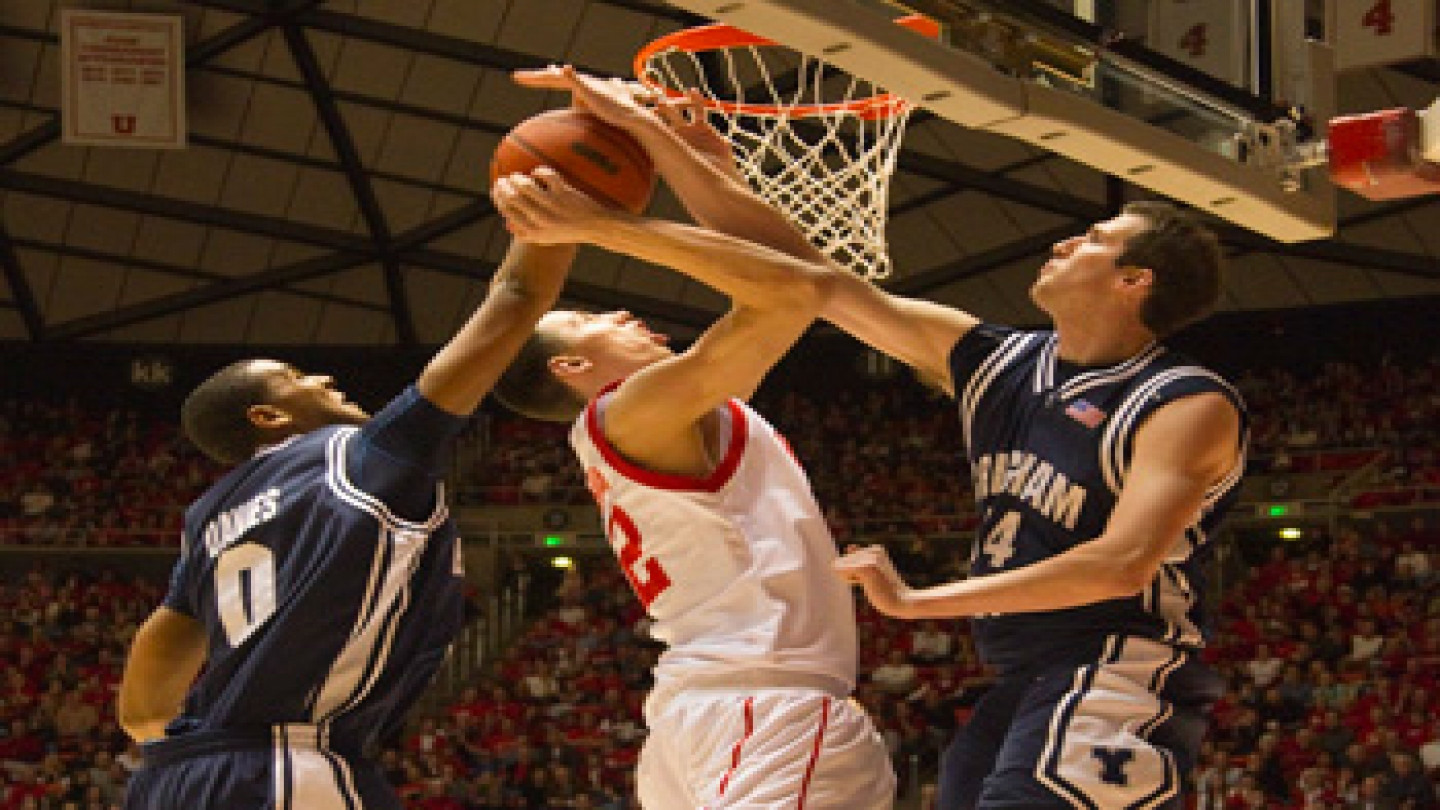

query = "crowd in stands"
[3, 356, 1438, 549]
[0, 399, 216, 548]
[0, 354, 1437, 808]
[1196, 520, 1440, 809]
[0, 567, 158, 810]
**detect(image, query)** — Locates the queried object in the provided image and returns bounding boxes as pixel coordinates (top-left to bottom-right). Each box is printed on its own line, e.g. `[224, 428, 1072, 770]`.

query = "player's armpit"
[1091, 392, 1242, 592]
[820, 272, 979, 397]
[119, 606, 207, 742]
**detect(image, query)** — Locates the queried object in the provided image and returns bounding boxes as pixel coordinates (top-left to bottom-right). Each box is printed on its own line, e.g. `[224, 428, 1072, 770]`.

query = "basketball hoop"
[635, 16, 940, 279]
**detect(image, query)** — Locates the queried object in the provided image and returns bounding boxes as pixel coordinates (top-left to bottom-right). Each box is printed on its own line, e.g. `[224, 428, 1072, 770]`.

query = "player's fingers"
[528, 167, 595, 206]
[495, 204, 538, 238]
[501, 173, 567, 219]
[511, 64, 570, 87]
[654, 97, 685, 129]
[684, 89, 707, 124]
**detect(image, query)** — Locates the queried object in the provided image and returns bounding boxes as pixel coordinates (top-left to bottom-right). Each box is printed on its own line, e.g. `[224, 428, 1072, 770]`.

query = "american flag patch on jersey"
[1065, 398, 1106, 428]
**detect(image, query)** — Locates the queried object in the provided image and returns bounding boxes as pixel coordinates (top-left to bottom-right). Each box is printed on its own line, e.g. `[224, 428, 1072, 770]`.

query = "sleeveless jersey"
[571, 388, 857, 689]
[162, 386, 468, 756]
[949, 326, 1248, 672]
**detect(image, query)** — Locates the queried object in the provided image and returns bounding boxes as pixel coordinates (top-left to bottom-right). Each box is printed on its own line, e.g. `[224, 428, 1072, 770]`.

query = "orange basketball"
[490, 109, 656, 214]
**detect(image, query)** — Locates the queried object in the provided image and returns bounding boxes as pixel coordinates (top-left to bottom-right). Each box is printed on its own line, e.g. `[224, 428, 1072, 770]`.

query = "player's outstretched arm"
[513, 67, 981, 394]
[838, 392, 1241, 618]
[496, 168, 828, 318]
[495, 168, 826, 469]
[416, 240, 577, 416]
[513, 65, 820, 263]
[118, 606, 207, 742]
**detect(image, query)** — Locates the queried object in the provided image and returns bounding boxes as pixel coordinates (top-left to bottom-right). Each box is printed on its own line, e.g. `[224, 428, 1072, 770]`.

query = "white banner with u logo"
[60, 10, 186, 148]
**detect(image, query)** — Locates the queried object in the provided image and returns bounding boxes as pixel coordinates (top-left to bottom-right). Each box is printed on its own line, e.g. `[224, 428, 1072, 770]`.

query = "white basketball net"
[639, 40, 915, 279]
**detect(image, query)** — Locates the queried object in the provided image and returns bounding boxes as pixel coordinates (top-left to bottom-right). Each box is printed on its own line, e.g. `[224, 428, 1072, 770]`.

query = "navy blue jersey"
[949, 326, 1247, 673]
[161, 385, 468, 756]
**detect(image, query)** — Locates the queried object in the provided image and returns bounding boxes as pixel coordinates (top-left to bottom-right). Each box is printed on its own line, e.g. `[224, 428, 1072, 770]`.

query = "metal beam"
[889, 222, 1076, 296]
[896, 150, 1108, 222]
[0, 12, 280, 166]
[282, 22, 414, 344]
[187, 0, 613, 76]
[46, 250, 374, 340]
[1215, 224, 1440, 280]
[0, 168, 376, 252]
[391, 199, 495, 252]
[185, 16, 1122, 231]
[0, 222, 43, 339]
[0, 98, 485, 203]
[592, 0, 706, 25]
[10, 237, 386, 312]
[201, 63, 512, 135]
[402, 247, 715, 329]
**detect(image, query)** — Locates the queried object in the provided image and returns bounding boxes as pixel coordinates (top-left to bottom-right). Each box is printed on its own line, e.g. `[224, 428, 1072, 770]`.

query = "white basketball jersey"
[572, 390, 858, 688]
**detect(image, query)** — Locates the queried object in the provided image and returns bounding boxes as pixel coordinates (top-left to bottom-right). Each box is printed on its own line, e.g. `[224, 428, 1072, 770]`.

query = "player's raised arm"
[416, 240, 577, 416]
[514, 65, 980, 395]
[494, 169, 826, 466]
[513, 65, 817, 263]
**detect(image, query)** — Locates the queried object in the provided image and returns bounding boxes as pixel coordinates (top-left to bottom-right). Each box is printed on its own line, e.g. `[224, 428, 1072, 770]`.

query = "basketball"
[489, 108, 656, 214]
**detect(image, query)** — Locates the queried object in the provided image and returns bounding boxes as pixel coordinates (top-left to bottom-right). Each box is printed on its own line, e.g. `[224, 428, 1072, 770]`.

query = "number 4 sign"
[1146, 0, 1250, 88]
[1330, 0, 1436, 70]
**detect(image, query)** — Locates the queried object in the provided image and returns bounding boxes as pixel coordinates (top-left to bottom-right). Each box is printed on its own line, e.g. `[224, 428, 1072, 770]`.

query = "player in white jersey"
[491, 67, 894, 809]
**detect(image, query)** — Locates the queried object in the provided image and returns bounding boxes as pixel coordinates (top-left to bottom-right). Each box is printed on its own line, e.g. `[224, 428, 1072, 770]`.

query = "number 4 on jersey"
[979, 511, 1021, 569]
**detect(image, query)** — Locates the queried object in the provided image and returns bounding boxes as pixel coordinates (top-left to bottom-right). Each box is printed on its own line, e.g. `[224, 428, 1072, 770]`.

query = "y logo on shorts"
[1091, 747, 1134, 786]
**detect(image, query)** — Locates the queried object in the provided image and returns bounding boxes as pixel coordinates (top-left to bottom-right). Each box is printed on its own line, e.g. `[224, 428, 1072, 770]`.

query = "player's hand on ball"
[512, 65, 656, 133]
[492, 167, 619, 245]
[834, 544, 913, 619]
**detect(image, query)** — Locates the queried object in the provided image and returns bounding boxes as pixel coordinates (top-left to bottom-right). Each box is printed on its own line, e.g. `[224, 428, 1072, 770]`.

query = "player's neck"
[1053, 323, 1155, 367]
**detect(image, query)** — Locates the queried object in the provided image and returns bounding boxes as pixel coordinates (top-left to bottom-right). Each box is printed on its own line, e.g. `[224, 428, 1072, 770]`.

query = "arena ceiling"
[0, 0, 1437, 346]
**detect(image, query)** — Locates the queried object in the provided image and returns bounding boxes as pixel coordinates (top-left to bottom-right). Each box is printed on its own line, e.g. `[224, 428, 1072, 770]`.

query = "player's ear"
[246, 403, 292, 430]
[548, 354, 592, 379]
[1117, 265, 1154, 305]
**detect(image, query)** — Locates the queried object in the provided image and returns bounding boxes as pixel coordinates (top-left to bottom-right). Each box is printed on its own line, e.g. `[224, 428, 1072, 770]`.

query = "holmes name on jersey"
[202, 487, 282, 558]
[971, 451, 1087, 530]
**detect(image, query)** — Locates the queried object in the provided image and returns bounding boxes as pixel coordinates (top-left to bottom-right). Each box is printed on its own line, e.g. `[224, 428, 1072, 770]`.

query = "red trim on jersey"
[796, 697, 832, 809]
[715, 696, 755, 800]
[583, 382, 748, 492]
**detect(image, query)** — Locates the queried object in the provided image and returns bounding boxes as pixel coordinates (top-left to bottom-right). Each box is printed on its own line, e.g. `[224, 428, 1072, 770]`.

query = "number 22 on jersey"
[586, 467, 673, 609]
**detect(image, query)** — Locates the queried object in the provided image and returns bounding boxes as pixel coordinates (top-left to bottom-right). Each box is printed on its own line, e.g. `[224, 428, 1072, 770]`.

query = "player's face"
[540, 309, 672, 375]
[250, 360, 369, 431]
[1030, 212, 1150, 312]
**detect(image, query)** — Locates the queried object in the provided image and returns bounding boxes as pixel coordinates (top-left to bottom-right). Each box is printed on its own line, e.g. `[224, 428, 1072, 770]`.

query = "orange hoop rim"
[633, 14, 940, 120]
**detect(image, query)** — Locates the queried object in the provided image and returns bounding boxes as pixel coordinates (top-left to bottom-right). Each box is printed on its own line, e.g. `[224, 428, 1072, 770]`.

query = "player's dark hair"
[1118, 201, 1225, 337]
[492, 330, 587, 423]
[181, 360, 273, 465]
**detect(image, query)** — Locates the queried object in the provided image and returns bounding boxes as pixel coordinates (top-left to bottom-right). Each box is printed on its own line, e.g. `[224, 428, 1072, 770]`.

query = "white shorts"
[638, 674, 895, 809]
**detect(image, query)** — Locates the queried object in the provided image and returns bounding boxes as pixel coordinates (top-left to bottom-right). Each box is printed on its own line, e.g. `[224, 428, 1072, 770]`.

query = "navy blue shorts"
[124, 727, 398, 810]
[937, 637, 1221, 810]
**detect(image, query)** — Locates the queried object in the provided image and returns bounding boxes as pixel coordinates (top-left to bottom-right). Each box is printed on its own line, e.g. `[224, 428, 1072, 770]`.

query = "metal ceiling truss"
[0, 221, 42, 339]
[11, 237, 387, 312]
[281, 20, 414, 343]
[1, 1, 1435, 342]
[402, 247, 713, 329]
[47, 250, 375, 340]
